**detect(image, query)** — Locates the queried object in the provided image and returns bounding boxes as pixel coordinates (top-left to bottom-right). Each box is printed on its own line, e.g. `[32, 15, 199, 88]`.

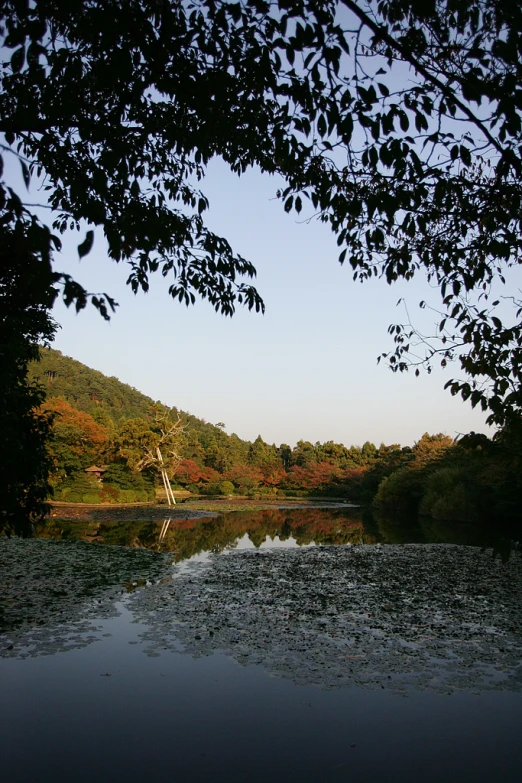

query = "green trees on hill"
[29, 348, 158, 420]
[372, 428, 522, 525]
[12, 348, 522, 527]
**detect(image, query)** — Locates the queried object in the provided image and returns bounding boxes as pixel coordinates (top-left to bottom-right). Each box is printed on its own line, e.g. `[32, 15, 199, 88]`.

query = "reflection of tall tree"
[38, 508, 517, 558]
[36, 509, 373, 560]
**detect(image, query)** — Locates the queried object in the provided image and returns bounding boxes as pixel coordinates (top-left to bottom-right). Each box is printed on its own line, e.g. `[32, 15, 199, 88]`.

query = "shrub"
[419, 467, 480, 523]
[55, 472, 100, 501]
[55, 468, 155, 504]
[99, 485, 120, 503]
[64, 491, 82, 503]
[199, 482, 221, 496]
[82, 492, 101, 504]
[103, 463, 155, 494]
[219, 480, 235, 496]
[373, 467, 425, 515]
[119, 489, 136, 503]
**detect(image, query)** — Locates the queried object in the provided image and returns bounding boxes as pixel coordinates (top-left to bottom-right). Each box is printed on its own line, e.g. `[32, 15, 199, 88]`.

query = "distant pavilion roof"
[84, 465, 107, 473]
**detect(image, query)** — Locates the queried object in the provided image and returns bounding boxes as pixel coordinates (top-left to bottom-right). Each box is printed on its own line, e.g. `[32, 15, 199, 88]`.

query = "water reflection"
[34, 508, 373, 559]
[158, 518, 171, 542]
[2, 507, 522, 698]
[2, 508, 522, 783]
[33, 507, 520, 562]
[0, 537, 170, 647]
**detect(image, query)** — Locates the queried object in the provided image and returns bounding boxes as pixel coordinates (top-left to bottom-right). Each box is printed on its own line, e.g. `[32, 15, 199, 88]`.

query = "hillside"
[27, 347, 385, 499]
[29, 347, 240, 451]
[27, 347, 517, 526]
[30, 348, 173, 422]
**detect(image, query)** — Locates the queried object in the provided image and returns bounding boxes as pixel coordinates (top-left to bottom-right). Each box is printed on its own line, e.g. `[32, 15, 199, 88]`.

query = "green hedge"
[54, 471, 155, 504]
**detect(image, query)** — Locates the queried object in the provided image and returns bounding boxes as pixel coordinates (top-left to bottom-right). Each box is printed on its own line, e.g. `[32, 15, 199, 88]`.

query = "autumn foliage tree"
[39, 396, 109, 480]
[0, 225, 56, 533]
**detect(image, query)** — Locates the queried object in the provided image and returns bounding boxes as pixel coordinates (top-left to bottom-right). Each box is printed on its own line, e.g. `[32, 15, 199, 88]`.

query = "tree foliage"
[133, 406, 185, 478]
[0, 214, 56, 533]
[24, 347, 522, 522]
[1, 0, 522, 425]
[39, 396, 109, 478]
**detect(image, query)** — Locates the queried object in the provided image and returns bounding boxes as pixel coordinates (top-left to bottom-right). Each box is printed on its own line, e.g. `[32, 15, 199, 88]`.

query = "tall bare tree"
[135, 408, 185, 506]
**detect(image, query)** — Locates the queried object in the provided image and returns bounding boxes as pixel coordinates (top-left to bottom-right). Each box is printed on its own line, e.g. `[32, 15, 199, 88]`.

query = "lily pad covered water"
[0, 537, 171, 657]
[130, 544, 522, 695]
[1, 508, 522, 783]
[2, 513, 521, 695]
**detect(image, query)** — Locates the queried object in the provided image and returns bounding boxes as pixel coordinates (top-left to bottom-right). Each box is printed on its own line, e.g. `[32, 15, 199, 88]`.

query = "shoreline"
[47, 499, 359, 522]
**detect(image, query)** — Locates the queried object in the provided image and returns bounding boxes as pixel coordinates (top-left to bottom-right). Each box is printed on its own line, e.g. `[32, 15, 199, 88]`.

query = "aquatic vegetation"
[0, 537, 171, 657]
[130, 544, 522, 695]
[2, 513, 522, 698]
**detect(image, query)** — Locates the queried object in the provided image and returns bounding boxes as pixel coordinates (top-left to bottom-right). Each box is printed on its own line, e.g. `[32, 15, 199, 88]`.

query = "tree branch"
[341, 0, 505, 158]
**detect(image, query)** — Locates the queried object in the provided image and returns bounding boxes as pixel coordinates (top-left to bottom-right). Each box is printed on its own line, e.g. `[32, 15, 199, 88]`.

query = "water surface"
[1, 507, 521, 782]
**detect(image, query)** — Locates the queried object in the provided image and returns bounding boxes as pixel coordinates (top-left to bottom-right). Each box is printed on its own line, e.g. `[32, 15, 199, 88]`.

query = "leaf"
[11, 46, 25, 73]
[460, 145, 472, 166]
[340, 113, 353, 142]
[20, 160, 30, 189]
[78, 230, 94, 259]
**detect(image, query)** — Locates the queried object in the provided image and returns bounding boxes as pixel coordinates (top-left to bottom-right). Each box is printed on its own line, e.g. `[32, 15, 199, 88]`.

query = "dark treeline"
[29, 349, 522, 527]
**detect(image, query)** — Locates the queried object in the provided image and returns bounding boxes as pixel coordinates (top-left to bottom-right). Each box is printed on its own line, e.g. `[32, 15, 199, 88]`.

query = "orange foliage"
[176, 459, 204, 485]
[39, 396, 109, 473]
[225, 464, 264, 490]
[40, 396, 108, 448]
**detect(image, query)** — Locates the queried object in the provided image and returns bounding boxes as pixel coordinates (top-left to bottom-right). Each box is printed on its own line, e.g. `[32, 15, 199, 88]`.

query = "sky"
[44, 157, 493, 448]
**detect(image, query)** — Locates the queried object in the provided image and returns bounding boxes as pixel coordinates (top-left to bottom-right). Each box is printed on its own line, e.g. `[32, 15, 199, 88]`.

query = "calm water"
[1, 508, 521, 783]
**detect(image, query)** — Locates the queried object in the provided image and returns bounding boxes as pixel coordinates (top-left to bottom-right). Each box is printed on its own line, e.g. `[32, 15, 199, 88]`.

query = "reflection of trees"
[372, 511, 426, 545]
[419, 517, 520, 561]
[159, 509, 375, 560]
[34, 508, 519, 561]
[373, 509, 520, 555]
[34, 509, 374, 561]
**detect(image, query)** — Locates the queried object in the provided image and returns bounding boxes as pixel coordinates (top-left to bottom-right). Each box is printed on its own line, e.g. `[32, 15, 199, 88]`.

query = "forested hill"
[28, 347, 235, 452]
[28, 348, 521, 525]
[27, 346, 393, 497]
[29, 348, 158, 421]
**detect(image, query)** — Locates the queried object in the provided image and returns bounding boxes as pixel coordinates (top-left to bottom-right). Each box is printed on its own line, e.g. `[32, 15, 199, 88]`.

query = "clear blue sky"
[46, 157, 492, 448]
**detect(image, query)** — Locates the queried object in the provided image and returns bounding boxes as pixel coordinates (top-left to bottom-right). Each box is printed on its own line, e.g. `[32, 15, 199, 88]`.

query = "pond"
[1, 507, 521, 782]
